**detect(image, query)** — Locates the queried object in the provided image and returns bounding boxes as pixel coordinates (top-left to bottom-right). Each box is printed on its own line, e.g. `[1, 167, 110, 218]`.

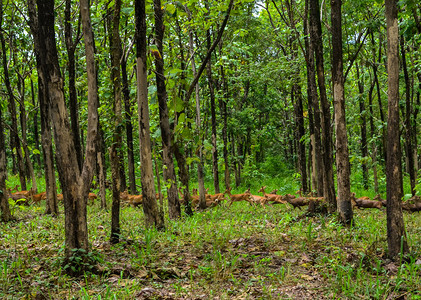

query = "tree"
[309, 0, 336, 211]
[135, 0, 164, 229]
[385, 0, 408, 260]
[35, 0, 99, 269]
[109, 0, 123, 244]
[27, 0, 59, 216]
[0, 0, 12, 221]
[331, 0, 353, 224]
[153, 0, 181, 219]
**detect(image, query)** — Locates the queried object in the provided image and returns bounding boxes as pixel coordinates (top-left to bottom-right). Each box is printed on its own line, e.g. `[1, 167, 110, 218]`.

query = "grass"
[1, 187, 421, 299]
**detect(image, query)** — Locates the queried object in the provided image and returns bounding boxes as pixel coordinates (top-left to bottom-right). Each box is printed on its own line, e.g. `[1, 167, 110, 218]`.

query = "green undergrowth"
[1, 194, 421, 299]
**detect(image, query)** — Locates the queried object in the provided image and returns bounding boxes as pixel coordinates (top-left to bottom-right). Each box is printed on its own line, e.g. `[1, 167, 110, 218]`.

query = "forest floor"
[1, 195, 421, 299]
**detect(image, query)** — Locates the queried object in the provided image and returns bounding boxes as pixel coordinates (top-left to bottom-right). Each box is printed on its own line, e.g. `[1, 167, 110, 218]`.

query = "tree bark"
[109, 0, 123, 244]
[153, 0, 181, 219]
[309, 0, 336, 210]
[135, 0, 164, 229]
[331, 0, 353, 225]
[122, 49, 137, 194]
[400, 36, 415, 195]
[305, 0, 323, 196]
[206, 29, 220, 194]
[0, 18, 26, 191]
[0, 2, 12, 222]
[385, 0, 408, 260]
[356, 63, 369, 190]
[65, 0, 83, 171]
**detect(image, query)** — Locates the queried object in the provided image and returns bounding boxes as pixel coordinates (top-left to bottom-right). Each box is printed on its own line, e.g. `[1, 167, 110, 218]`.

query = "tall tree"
[0, 1, 12, 221]
[109, 0, 123, 244]
[64, 0, 83, 171]
[36, 0, 99, 268]
[0, 3, 26, 192]
[135, 0, 164, 229]
[27, 0, 59, 216]
[331, 0, 353, 224]
[385, 0, 408, 259]
[153, 0, 181, 219]
[309, 0, 336, 210]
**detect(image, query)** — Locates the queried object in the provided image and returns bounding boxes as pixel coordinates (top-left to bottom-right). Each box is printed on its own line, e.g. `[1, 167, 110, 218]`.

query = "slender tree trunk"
[220, 65, 230, 190]
[309, 0, 336, 210]
[400, 36, 415, 195]
[36, 0, 95, 264]
[17, 76, 38, 193]
[0, 4, 12, 221]
[65, 0, 83, 171]
[304, 0, 323, 196]
[97, 152, 107, 209]
[206, 30, 220, 194]
[356, 63, 369, 189]
[0, 24, 26, 191]
[153, 0, 181, 219]
[385, 0, 409, 260]
[109, 0, 123, 244]
[122, 52, 137, 194]
[331, 0, 352, 225]
[368, 77, 379, 194]
[30, 79, 42, 170]
[135, 0, 164, 229]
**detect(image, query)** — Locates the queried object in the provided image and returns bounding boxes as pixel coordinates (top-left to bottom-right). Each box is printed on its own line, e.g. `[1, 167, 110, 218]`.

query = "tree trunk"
[385, 0, 409, 260]
[400, 36, 415, 195]
[36, 0, 90, 264]
[368, 77, 379, 194]
[30, 79, 42, 170]
[97, 152, 107, 209]
[17, 75, 38, 194]
[206, 30, 220, 194]
[65, 0, 83, 171]
[153, 0, 181, 219]
[173, 144, 193, 215]
[309, 0, 335, 210]
[0, 20, 26, 191]
[0, 6, 12, 221]
[220, 65, 230, 190]
[331, 0, 353, 225]
[304, 0, 323, 196]
[135, 0, 164, 229]
[122, 51, 137, 194]
[356, 63, 369, 190]
[109, 0, 123, 244]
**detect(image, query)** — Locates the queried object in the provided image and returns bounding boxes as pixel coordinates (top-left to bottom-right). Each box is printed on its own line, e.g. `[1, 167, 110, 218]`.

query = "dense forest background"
[1, 0, 421, 298]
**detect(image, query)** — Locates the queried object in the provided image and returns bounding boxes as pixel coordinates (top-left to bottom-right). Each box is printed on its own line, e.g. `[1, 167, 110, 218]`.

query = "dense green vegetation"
[1, 0, 421, 298]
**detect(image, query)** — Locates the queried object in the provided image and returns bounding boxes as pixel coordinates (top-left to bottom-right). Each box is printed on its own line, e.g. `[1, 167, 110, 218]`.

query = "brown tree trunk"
[153, 0, 181, 219]
[309, 0, 336, 210]
[400, 36, 415, 195]
[109, 0, 123, 244]
[385, 0, 409, 260]
[17, 75, 38, 194]
[304, 0, 323, 196]
[36, 0, 93, 264]
[122, 51, 137, 194]
[220, 65, 230, 190]
[0, 4, 12, 222]
[65, 0, 83, 171]
[206, 30, 220, 194]
[356, 63, 369, 190]
[0, 21, 26, 191]
[331, 0, 353, 225]
[30, 79, 42, 170]
[135, 0, 164, 229]
[368, 76, 379, 194]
